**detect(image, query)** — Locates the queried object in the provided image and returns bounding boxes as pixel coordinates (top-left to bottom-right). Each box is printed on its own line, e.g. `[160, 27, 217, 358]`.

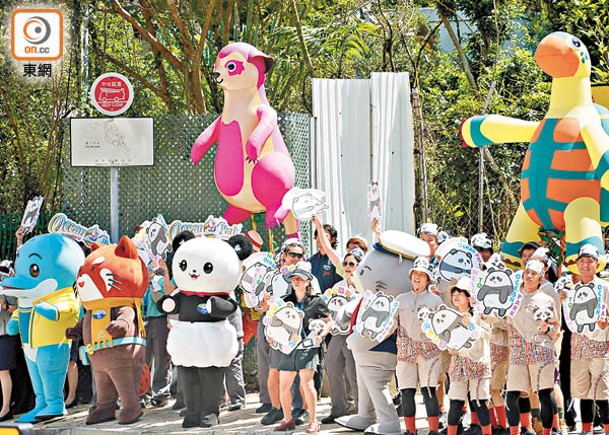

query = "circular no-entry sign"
[90, 72, 134, 116]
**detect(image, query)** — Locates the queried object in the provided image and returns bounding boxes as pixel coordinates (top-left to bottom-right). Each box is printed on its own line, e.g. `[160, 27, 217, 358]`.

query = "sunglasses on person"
[343, 261, 358, 267]
[287, 252, 304, 258]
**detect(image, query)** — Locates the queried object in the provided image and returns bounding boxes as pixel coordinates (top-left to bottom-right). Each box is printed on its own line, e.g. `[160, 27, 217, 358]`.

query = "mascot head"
[172, 234, 253, 294]
[534, 31, 591, 79]
[1, 233, 85, 305]
[214, 42, 274, 91]
[76, 236, 148, 302]
[354, 230, 430, 297]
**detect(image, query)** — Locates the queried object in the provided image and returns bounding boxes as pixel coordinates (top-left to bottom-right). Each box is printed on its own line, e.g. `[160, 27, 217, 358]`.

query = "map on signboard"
[71, 117, 153, 167]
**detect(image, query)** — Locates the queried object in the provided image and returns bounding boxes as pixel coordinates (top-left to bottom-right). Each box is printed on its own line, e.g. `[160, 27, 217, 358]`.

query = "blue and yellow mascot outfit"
[0, 234, 84, 423]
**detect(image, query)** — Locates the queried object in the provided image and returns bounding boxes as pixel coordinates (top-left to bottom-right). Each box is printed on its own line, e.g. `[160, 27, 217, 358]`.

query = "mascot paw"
[190, 142, 205, 166]
[335, 415, 376, 431]
[6, 319, 19, 336]
[106, 320, 128, 338]
[161, 297, 177, 313]
[458, 117, 470, 148]
[245, 141, 260, 162]
[65, 327, 82, 341]
[17, 406, 46, 423]
[34, 301, 59, 321]
[364, 422, 402, 435]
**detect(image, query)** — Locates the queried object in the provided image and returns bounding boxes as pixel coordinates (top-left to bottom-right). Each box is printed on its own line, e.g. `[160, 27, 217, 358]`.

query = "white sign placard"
[70, 117, 153, 167]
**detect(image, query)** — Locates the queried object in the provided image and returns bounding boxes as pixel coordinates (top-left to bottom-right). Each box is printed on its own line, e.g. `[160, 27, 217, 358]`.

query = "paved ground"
[21, 393, 433, 435]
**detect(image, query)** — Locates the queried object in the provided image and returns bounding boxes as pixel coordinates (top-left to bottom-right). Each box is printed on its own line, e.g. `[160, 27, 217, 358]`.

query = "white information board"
[70, 117, 154, 166]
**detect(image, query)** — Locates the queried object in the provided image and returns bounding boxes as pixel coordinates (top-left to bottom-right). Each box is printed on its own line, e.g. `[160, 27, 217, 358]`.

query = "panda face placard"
[436, 238, 483, 282]
[301, 318, 327, 349]
[354, 290, 399, 342]
[419, 304, 479, 351]
[471, 267, 523, 318]
[563, 281, 607, 334]
[21, 196, 44, 234]
[321, 283, 360, 335]
[239, 252, 278, 307]
[367, 180, 382, 220]
[263, 300, 304, 354]
[132, 214, 172, 270]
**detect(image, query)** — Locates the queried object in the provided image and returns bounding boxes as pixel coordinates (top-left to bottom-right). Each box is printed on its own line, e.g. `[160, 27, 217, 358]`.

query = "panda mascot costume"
[157, 234, 252, 428]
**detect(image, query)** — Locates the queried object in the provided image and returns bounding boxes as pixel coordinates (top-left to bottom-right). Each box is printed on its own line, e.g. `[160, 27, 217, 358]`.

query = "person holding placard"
[396, 256, 443, 435]
[418, 223, 440, 264]
[446, 277, 493, 435]
[259, 239, 306, 426]
[275, 263, 332, 433]
[561, 245, 609, 435]
[505, 260, 561, 435]
[321, 248, 364, 424]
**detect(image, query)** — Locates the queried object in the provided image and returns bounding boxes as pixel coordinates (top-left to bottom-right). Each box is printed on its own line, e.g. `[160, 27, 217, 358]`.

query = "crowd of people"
[0, 217, 608, 435]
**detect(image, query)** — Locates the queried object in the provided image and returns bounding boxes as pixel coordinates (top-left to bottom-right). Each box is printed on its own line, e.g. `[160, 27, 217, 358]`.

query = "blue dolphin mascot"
[0, 234, 84, 423]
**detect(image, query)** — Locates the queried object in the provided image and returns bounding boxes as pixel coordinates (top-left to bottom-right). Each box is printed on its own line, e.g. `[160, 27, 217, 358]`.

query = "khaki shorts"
[490, 360, 508, 391]
[449, 377, 491, 401]
[571, 357, 609, 400]
[439, 351, 451, 376]
[396, 354, 441, 389]
[506, 362, 554, 392]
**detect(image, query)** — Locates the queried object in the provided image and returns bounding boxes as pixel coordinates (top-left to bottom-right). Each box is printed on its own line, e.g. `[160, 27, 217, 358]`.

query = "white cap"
[409, 256, 437, 282]
[418, 223, 439, 237]
[578, 244, 600, 261]
[450, 276, 472, 295]
[471, 233, 492, 250]
[525, 259, 545, 276]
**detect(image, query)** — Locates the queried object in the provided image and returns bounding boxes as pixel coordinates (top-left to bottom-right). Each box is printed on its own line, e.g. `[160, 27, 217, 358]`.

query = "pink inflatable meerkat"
[191, 42, 299, 237]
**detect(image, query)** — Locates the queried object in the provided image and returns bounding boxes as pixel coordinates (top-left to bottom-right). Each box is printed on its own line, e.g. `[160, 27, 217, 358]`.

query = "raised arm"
[581, 122, 609, 189]
[461, 115, 540, 148]
[191, 116, 222, 166]
[245, 105, 277, 162]
[311, 215, 341, 269]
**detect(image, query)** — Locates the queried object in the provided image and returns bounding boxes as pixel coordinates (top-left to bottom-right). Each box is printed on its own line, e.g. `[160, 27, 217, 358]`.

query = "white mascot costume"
[158, 234, 252, 428]
[335, 230, 429, 435]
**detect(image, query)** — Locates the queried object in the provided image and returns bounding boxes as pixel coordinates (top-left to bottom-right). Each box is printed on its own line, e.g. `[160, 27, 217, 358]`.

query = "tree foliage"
[0, 0, 607, 247]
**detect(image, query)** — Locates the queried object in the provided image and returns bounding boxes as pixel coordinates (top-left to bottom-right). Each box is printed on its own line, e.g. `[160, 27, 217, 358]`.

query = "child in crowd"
[396, 256, 443, 435]
[563, 245, 609, 435]
[505, 259, 561, 435]
[446, 277, 493, 435]
[483, 254, 510, 435]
